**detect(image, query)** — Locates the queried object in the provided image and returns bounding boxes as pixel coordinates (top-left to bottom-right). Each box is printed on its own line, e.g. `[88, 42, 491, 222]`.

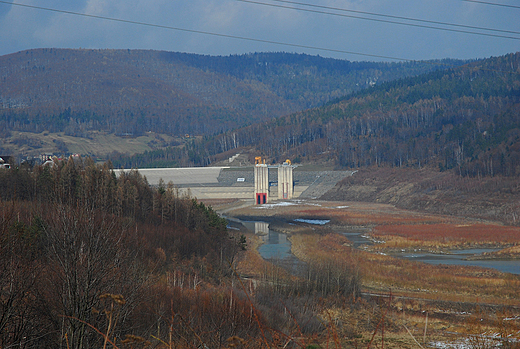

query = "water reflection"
[257, 232, 292, 260]
[255, 222, 269, 237]
[241, 221, 292, 260]
[242, 221, 307, 275]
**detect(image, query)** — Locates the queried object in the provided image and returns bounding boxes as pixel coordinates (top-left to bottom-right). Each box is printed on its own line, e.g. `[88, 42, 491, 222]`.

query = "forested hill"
[0, 48, 463, 137]
[208, 52, 520, 177]
[168, 52, 465, 109]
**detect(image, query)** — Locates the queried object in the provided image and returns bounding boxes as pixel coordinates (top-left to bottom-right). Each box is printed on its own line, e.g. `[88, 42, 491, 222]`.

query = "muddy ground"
[321, 166, 520, 226]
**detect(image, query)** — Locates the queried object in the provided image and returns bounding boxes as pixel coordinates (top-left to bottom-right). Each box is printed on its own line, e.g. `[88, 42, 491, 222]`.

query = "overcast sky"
[0, 0, 519, 62]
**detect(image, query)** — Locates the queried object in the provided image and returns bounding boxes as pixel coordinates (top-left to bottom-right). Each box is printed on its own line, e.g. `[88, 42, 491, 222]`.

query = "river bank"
[217, 198, 520, 348]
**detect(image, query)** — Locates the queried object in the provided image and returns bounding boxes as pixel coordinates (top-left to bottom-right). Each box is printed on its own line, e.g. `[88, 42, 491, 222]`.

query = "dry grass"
[370, 223, 520, 251]
[290, 232, 520, 305]
[288, 231, 520, 347]
[4, 130, 179, 157]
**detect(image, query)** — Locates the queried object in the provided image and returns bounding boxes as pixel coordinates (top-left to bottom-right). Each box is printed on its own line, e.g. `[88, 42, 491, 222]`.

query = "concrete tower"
[254, 157, 269, 204]
[278, 160, 294, 200]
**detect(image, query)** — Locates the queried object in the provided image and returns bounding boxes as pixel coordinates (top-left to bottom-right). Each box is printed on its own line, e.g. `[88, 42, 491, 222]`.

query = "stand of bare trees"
[0, 158, 244, 348]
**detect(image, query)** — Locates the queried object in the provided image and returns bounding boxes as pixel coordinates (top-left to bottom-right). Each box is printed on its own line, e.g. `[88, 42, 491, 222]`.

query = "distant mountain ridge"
[0, 48, 465, 138]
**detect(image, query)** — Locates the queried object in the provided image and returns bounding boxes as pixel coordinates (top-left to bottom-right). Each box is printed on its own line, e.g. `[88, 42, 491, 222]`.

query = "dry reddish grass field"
[371, 223, 520, 251]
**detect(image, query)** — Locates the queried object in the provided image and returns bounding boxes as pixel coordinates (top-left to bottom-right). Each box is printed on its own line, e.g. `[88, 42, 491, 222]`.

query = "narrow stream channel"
[239, 220, 304, 272]
[229, 215, 520, 275]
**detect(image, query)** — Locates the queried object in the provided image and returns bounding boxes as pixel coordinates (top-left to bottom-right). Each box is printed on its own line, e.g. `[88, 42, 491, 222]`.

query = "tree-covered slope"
[170, 52, 464, 109]
[0, 49, 464, 139]
[0, 158, 246, 348]
[208, 52, 520, 177]
[1, 49, 298, 136]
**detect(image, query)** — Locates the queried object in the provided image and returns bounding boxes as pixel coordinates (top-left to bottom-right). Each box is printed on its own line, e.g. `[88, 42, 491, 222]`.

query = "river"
[239, 220, 304, 272]
[240, 219, 520, 275]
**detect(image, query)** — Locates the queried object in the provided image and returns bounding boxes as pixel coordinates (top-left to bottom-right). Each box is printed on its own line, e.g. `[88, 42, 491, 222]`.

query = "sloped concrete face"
[117, 167, 227, 185]
[118, 166, 351, 201]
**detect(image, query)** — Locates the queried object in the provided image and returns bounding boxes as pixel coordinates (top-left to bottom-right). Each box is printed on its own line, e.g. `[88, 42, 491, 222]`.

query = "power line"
[0, 0, 414, 62]
[462, 0, 520, 10]
[262, 0, 520, 36]
[237, 0, 520, 41]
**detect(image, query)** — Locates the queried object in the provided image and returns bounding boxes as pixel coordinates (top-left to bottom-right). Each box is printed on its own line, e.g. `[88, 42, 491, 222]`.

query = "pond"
[389, 249, 520, 275]
[339, 229, 520, 275]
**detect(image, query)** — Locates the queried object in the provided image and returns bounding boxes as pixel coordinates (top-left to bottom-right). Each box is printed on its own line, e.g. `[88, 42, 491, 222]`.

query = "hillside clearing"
[2, 130, 179, 158]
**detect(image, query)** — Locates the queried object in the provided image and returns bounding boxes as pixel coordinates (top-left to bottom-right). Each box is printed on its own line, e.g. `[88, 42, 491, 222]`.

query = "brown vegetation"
[227, 196, 520, 347]
[323, 166, 520, 225]
[0, 158, 249, 348]
[1, 159, 378, 349]
[371, 223, 520, 251]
